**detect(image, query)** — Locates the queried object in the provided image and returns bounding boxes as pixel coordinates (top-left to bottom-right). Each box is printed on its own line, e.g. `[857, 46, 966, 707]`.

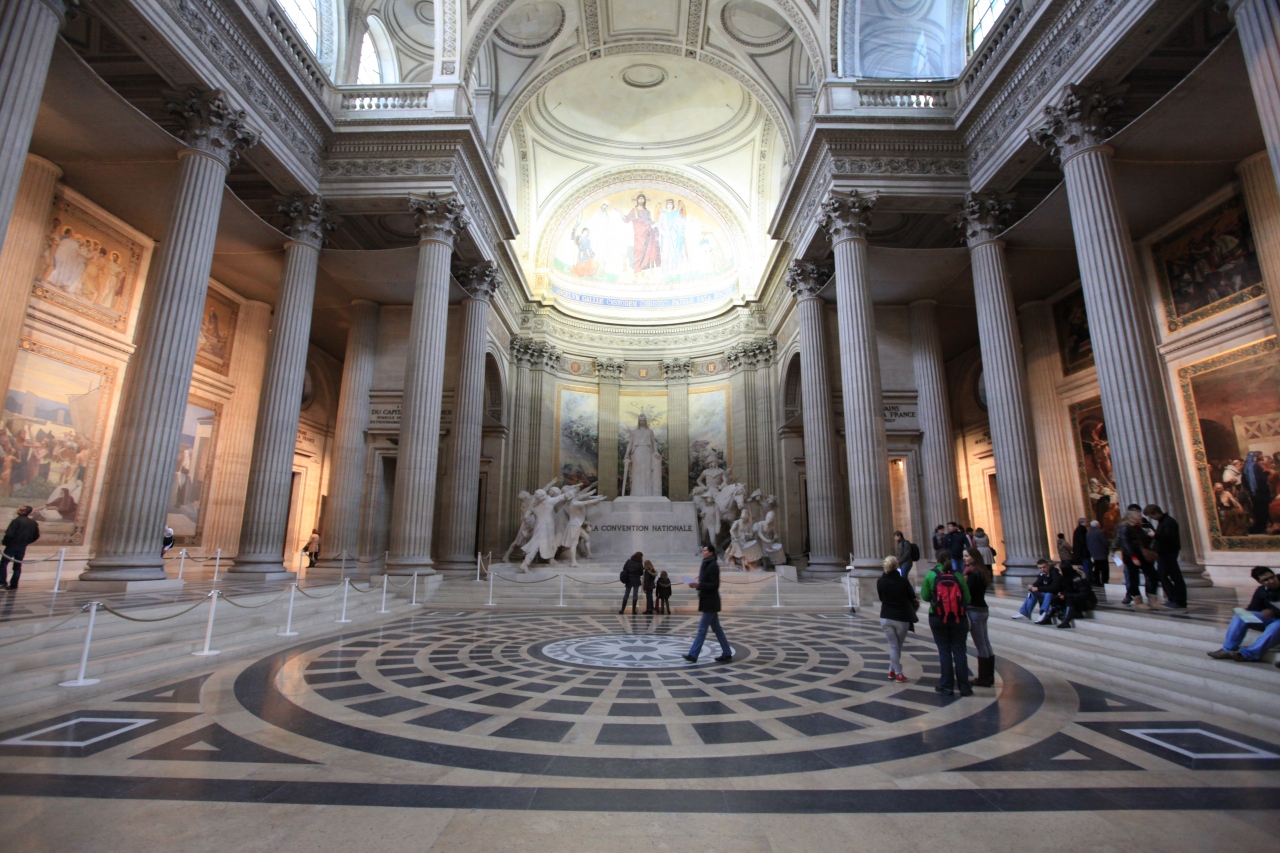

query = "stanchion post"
[410, 572, 421, 607]
[212, 548, 222, 583]
[845, 574, 856, 612]
[177, 548, 186, 579]
[336, 577, 352, 623]
[278, 583, 299, 636]
[192, 591, 221, 656]
[773, 573, 782, 608]
[556, 572, 565, 607]
[476, 552, 481, 582]
[485, 566, 495, 606]
[51, 548, 66, 594]
[377, 573, 390, 613]
[340, 552, 347, 578]
[59, 602, 101, 687]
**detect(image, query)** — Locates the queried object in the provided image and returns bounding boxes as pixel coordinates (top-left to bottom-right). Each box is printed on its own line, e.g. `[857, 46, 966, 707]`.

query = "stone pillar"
[386, 193, 468, 575]
[0, 0, 67, 258]
[1229, 0, 1280, 199]
[1034, 84, 1205, 587]
[961, 193, 1049, 578]
[1238, 151, 1280, 324]
[785, 262, 844, 573]
[0, 154, 60, 393]
[727, 344, 759, 490]
[596, 358, 623, 497]
[664, 358, 692, 501]
[1019, 300, 1084, 540]
[908, 299, 962, 534]
[201, 299, 271, 556]
[437, 262, 501, 573]
[317, 300, 379, 567]
[823, 191, 893, 570]
[83, 89, 258, 583]
[752, 338, 779, 498]
[505, 337, 535, 540]
[232, 196, 331, 576]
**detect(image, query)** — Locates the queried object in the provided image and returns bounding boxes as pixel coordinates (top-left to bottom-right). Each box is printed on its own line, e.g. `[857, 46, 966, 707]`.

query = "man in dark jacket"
[1208, 566, 1280, 661]
[684, 545, 733, 663]
[0, 506, 39, 590]
[619, 551, 645, 614]
[943, 522, 968, 572]
[1071, 517, 1090, 573]
[1119, 508, 1158, 608]
[1085, 520, 1111, 586]
[1012, 559, 1059, 621]
[1144, 504, 1186, 609]
[894, 531, 915, 578]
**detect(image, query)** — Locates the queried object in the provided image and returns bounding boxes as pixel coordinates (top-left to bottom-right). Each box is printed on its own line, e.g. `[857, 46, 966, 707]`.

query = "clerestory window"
[969, 0, 1009, 53]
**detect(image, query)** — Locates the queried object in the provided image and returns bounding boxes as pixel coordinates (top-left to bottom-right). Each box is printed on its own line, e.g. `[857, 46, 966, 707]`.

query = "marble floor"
[1, 609, 1277, 851]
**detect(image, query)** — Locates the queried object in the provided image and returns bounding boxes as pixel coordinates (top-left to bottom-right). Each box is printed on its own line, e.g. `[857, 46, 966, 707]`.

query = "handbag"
[619, 568, 628, 584]
[1140, 547, 1158, 563]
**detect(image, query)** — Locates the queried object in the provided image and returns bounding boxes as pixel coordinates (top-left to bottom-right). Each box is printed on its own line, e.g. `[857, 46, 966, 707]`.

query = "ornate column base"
[74, 556, 171, 584]
[384, 556, 437, 576]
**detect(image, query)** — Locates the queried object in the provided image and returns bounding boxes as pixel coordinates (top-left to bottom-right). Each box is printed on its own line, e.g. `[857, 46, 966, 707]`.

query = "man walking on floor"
[684, 545, 733, 663]
[0, 506, 39, 591]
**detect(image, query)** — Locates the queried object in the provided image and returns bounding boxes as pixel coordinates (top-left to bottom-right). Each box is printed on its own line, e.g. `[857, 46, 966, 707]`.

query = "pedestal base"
[224, 571, 296, 582]
[585, 498, 700, 557]
[66, 578, 185, 593]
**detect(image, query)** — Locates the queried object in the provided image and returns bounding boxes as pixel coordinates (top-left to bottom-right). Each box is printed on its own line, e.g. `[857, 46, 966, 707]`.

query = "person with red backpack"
[919, 551, 973, 696]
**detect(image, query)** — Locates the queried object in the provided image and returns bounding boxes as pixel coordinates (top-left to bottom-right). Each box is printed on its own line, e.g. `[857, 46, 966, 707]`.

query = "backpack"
[909, 542, 920, 562]
[620, 569, 628, 584]
[931, 568, 966, 625]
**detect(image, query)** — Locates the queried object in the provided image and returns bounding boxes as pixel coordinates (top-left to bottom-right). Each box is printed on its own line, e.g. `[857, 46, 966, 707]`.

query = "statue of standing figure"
[519, 488, 571, 572]
[560, 485, 606, 567]
[622, 413, 663, 496]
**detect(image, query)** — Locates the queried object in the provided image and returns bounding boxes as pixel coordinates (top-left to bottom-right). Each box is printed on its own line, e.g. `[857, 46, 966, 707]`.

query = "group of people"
[504, 479, 607, 570]
[0, 419, 87, 523]
[1051, 505, 1188, 610]
[1210, 451, 1277, 536]
[618, 545, 732, 665]
[619, 552, 673, 615]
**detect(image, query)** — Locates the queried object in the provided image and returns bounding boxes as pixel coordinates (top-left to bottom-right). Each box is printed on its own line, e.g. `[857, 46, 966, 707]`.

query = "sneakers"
[1056, 620, 1073, 629]
[887, 670, 898, 681]
[1207, 649, 1234, 659]
[934, 686, 954, 696]
[1011, 613, 1026, 620]
[894, 672, 909, 683]
[1034, 613, 1053, 625]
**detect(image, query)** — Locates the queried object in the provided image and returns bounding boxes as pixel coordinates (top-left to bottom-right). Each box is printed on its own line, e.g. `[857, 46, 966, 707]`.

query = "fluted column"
[529, 342, 557, 485]
[201, 300, 271, 555]
[84, 89, 258, 582]
[1238, 151, 1280, 324]
[232, 196, 331, 574]
[1229, 0, 1280, 198]
[753, 339, 779, 497]
[1019, 300, 1083, 540]
[962, 193, 1049, 577]
[386, 193, 468, 574]
[504, 338, 535, 538]
[664, 358, 691, 501]
[597, 358, 623, 496]
[823, 192, 893, 569]
[317, 299, 379, 567]
[0, 0, 67, 259]
[0, 154, 60, 393]
[786, 262, 844, 572]
[727, 345, 759, 489]
[908, 299, 962, 532]
[1034, 84, 1204, 586]
[438, 262, 501, 573]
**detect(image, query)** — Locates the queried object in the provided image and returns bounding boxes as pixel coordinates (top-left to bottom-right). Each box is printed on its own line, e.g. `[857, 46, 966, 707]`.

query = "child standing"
[656, 570, 672, 614]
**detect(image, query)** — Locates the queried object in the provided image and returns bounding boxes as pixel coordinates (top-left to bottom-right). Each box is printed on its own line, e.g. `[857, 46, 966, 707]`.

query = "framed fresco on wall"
[555, 385, 598, 487]
[618, 389, 668, 496]
[195, 287, 239, 376]
[32, 188, 148, 333]
[0, 338, 116, 545]
[688, 384, 731, 492]
[1053, 288, 1094, 376]
[1178, 336, 1280, 551]
[1152, 193, 1265, 332]
[1069, 397, 1120, 538]
[167, 395, 221, 546]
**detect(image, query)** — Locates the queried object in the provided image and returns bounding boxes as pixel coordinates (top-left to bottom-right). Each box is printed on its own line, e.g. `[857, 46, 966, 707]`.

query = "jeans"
[880, 618, 909, 674]
[688, 611, 731, 660]
[0, 545, 26, 588]
[1222, 612, 1280, 660]
[898, 562, 913, 579]
[968, 608, 992, 657]
[929, 614, 971, 692]
[1018, 591, 1052, 618]
[643, 588, 654, 612]
[1156, 554, 1186, 607]
[620, 583, 639, 610]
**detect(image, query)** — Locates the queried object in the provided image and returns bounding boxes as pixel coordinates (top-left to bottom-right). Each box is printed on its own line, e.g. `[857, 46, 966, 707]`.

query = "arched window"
[970, 0, 1009, 52]
[357, 15, 399, 84]
[277, 0, 319, 54]
[357, 31, 382, 84]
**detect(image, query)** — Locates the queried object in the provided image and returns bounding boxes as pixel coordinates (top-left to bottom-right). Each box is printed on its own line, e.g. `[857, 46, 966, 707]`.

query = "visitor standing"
[642, 559, 658, 613]
[1086, 520, 1110, 586]
[943, 522, 968, 572]
[1056, 533, 1073, 565]
[877, 556, 916, 682]
[162, 525, 175, 555]
[619, 551, 644, 614]
[1071, 518, 1089, 573]
[920, 554, 972, 696]
[655, 570, 672, 614]
[894, 530, 917, 578]
[973, 527, 996, 575]
[1144, 504, 1187, 610]
[684, 545, 733, 663]
[1119, 510, 1157, 610]
[931, 525, 946, 557]
[304, 529, 321, 568]
[963, 548, 993, 686]
[0, 506, 39, 591]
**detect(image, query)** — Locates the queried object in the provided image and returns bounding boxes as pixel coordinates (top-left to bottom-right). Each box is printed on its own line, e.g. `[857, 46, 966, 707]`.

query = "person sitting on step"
[1208, 566, 1280, 663]
[1011, 559, 1059, 623]
[1054, 561, 1097, 629]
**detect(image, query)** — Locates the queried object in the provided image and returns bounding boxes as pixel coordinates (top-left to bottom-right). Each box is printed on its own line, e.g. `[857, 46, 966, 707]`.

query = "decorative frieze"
[322, 159, 456, 178]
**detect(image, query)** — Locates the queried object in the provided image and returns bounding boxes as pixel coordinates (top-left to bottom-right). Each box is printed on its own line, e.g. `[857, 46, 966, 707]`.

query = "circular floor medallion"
[540, 634, 729, 668]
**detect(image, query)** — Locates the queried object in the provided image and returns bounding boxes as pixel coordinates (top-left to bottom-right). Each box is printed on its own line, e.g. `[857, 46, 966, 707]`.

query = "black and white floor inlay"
[539, 634, 730, 668]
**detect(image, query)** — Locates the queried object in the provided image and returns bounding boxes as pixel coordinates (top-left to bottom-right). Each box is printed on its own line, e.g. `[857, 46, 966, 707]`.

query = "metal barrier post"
[556, 572, 566, 607]
[410, 572, 421, 606]
[51, 548, 66, 593]
[773, 573, 782, 608]
[336, 578, 352, 623]
[340, 552, 347, 578]
[845, 574, 855, 611]
[177, 548, 186, 579]
[278, 583, 299, 636]
[377, 573, 390, 613]
[59, 603, 101, 687]
[476, 552, 482, 582]
[192, 590, 221, 656]
[212, 548, 222, 583]
[485, 566, 495, 606]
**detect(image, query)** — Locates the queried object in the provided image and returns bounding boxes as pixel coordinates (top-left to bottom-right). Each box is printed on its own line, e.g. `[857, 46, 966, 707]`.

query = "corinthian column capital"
[164, 87, 260, 169]
[785, 261, 829, 300]
[456, 260, 502, 300]
[957, 191, 1014, 247]
[409, 192, 468, 244]
[820, 191, 878, 243]
[662, 358, 692, 380]
[595, 358, 625, 380]
[276, 193, 335, 248]
[1031, 82, 1127, 164]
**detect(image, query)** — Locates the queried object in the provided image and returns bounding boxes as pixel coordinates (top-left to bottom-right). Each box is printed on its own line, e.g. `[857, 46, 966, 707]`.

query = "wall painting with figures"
[0, 340, 115, 544]
[617, 390, 668, 496]
[195, 288, 239, 376]
[1053, 289, 1094, 376]
[1070, 398, 1119, 538]
[555, 385, 598, 488]
[688, 385, 731, 493]
[167, 396, 220, 546]
[1152, 193, 1265, 332]
[32, 189, 147, 333]
[1179, 337, 1280, 551]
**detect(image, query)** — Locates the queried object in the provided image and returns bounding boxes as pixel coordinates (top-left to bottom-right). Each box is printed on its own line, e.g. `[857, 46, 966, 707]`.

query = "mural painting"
[1069, 398, 1120, 537]
[555, 386, 598, 487]
[1053, 289, 1094, 376]
[618, 390, 668, 496]
[1153, 194, 1265, 332]
[32, 191, 147, 332]
[195, 288, 239, 376]
[168, 397, 220, 545]
[0, 340, 115, 544]
[688, 385, 730, 492]
[1178, 337, 1280, 550]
